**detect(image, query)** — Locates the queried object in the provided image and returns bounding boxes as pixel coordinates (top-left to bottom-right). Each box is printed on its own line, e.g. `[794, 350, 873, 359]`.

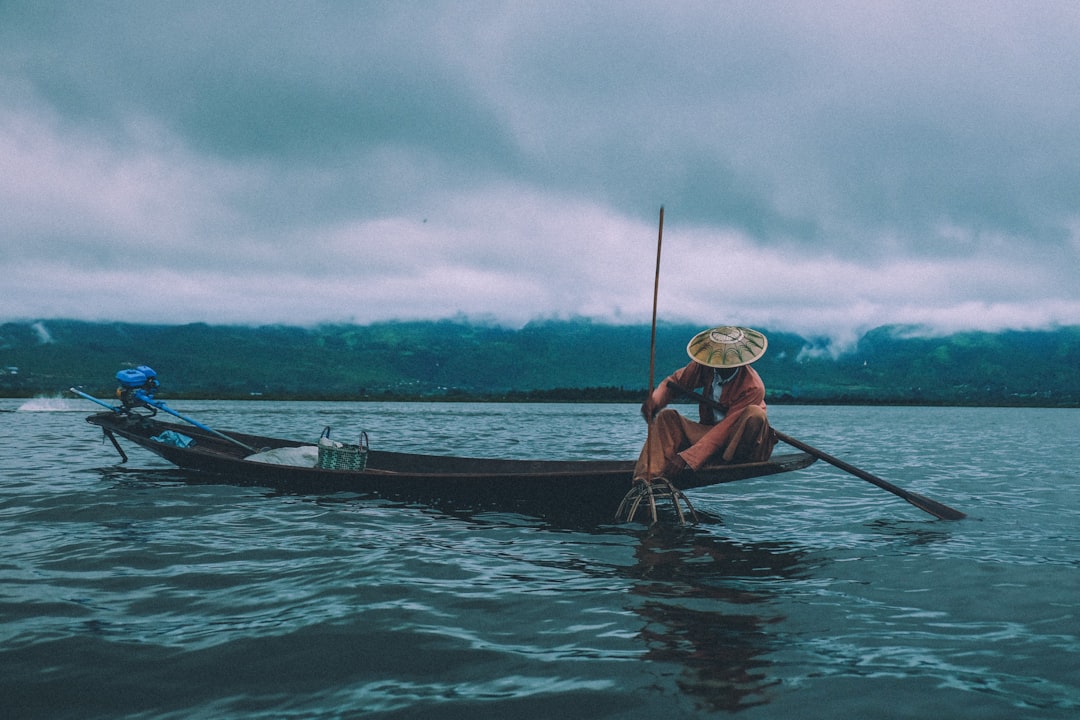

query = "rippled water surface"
[2, 399, 1078, 719]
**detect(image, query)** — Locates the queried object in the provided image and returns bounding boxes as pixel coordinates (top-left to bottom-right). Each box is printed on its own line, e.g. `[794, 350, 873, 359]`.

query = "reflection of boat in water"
[628, 529, 809, 712]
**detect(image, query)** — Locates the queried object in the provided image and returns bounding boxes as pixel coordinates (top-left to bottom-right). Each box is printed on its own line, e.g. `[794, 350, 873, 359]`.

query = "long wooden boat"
[85, 410, 816, 524]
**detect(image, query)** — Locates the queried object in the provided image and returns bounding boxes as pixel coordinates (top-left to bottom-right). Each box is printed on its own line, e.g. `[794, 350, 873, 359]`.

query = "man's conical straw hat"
[686, 326, 768, 368]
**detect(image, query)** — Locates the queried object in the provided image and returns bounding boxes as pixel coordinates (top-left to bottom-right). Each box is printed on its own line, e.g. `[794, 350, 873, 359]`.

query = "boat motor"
[115, 365, 159, 410]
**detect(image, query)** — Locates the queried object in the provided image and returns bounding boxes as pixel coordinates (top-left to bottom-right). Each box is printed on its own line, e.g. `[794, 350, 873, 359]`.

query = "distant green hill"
[2, 319, 1079, 406]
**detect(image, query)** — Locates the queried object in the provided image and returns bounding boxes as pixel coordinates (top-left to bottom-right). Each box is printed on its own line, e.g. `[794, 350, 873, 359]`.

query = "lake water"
[2, 399, 1078, 719]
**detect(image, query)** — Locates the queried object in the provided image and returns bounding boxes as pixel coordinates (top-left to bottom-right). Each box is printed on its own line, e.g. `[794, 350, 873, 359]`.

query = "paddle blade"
[904, 491, 967, 521]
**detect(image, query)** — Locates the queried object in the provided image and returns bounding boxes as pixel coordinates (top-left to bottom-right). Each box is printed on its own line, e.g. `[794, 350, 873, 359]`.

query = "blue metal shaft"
[69, 387, 121, 413]
[132, 391, 257, 453]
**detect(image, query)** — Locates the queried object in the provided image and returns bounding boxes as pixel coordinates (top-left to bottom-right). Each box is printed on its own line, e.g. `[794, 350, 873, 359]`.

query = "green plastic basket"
[316, 426, 369, 471]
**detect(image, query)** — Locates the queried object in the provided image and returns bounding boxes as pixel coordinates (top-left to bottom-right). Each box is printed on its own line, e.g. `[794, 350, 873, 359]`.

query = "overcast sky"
[3, 1, 1079, 347]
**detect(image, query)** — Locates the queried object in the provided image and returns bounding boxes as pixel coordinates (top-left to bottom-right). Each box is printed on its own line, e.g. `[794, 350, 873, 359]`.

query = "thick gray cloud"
[3, 1, 1079, 346]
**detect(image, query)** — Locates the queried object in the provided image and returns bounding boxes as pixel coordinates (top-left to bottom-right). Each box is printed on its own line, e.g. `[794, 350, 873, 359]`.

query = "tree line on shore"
[3, 319, 1079, 406]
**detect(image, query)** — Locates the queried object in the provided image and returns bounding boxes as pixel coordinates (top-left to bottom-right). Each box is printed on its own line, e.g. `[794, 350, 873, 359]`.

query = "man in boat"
[635, 326, 777, 483]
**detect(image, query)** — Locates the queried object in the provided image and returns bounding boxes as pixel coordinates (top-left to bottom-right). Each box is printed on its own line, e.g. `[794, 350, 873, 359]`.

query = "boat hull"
[85, 411, 816, 524]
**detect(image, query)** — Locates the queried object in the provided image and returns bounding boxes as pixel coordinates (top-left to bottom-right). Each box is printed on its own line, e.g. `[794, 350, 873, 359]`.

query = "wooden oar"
[666, 382, 967, 520]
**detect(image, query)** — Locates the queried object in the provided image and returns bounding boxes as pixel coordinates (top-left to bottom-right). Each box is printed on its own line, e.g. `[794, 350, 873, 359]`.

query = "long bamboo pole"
[644, 206, 664, 480]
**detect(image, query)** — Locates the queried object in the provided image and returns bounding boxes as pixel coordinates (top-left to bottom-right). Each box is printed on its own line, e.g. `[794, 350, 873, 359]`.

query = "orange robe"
[635, 362, 775, 477]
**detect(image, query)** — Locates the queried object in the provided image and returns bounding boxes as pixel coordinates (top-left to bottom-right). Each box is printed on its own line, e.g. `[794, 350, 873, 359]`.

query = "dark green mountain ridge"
[2, 319, 1078, 406]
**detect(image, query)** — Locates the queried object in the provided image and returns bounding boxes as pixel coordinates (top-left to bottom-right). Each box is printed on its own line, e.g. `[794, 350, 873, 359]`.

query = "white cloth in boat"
[245, 445, 318, 467]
